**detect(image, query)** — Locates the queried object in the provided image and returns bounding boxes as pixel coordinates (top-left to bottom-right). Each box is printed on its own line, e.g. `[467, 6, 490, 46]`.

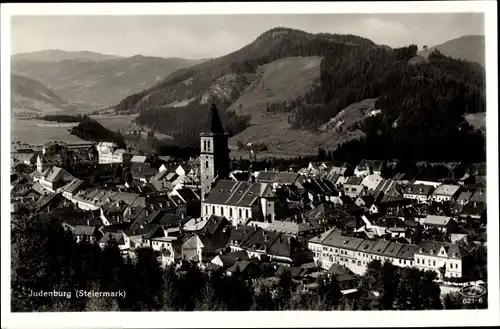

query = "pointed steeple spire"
[209, 103, 225, 134]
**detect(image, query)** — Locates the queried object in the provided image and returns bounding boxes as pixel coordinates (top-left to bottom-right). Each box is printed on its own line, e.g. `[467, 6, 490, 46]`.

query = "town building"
[96, 142, 131, 164]
[430, 184, 461, 203]
[308, 229, 468, 279]
[202, 180, 277, 225]
[402, 184, 434, 203]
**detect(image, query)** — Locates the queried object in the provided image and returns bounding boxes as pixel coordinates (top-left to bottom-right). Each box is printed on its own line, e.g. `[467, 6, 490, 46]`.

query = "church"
[200, 104, 278, 226]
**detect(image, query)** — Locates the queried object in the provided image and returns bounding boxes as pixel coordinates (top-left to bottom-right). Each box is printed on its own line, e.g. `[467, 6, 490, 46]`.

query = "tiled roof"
[382, 242, 405, 258]
[423, 215, 452, 227]
[403, 184, 434, 196]
[370, 239, 391, 255]
[396, 244, 418, 260]
[228, 225, 260, 245]
[432, 184, 461, 197]
[131, 155, 147, 163]
[327, 263, 351, 276]
[175, 187, 200, 202]
[267, 234, 300, 258]
[356, 239, 378, 253]
[73, 225, 98, 236]
[416, 240, 467, 259]
[469, 189, 486, 203]
[273, 172, 299, 184]
[456, 191, 472, 203]
[61, 179, 84, 194]
[183, 217, 209, 231]
[256, 171, 279, 183]
[460, 201, 486, 217]
[345, 177, 363, 185]
[204, 180, 269, 207]
[321, 230, 364, 251]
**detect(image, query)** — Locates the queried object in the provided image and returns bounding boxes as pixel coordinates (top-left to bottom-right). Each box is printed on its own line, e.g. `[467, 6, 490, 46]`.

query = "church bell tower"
[200, 103, 230, 200]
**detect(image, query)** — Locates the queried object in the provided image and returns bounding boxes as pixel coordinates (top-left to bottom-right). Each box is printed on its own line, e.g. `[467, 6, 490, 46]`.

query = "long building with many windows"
[308, 228, 468, 279]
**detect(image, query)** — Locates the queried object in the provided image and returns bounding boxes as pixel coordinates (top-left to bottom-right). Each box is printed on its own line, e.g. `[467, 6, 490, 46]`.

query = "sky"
[11, 13, 485, 59]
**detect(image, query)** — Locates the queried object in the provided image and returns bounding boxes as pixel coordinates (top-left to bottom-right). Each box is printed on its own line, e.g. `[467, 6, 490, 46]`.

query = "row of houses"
[308, 228, 469, 279]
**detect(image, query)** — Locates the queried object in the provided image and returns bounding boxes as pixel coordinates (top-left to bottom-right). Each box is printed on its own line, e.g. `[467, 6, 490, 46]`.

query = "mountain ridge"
[419, 35, 485, 67]
[11, 74, 70, 114]
[11, 51, 207, 109]
[120, 27, 485, 162]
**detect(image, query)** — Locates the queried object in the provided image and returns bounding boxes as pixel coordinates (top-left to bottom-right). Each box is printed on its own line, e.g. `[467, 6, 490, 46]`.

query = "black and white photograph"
[1, 2, 498, 328]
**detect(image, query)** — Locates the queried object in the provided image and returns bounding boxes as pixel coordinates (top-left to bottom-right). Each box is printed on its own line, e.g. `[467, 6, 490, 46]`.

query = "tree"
[276, 270, 293, 309]
[114, 164, 123, 181]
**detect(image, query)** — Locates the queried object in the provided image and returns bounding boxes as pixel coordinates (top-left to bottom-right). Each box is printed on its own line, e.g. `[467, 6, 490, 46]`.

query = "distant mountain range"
[419, 35, 485, 67]
[11, 30, 485, 161]
[11, 50, 207, 110]
[11, 74, 70, 114]
[11, 49, 123, 62]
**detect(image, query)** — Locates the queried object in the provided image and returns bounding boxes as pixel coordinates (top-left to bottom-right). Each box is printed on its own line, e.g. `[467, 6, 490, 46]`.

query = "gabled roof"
[174, 187, 200, 203]
[267, 234, 301, 259]
[416, 240, 467, 259]
[204, 180, 270, 207]
[256, 171, 279, 183]
[432, 184, 461, 197]
[61, 178, 84, 194]
[460, 201, 486, 217]
[273, 172, 299, 185]
[327, 263, 352, 276]
[321, 230, 364, 251]
[73, 225, 99, 236]
[356, 239, 378, 253]
[456, 191, 472, 203]
[345, 176, 363, 185]
[382, 242, 404, 258]
[370, 239, 391, 255]
[204, 215, 229, 236]
[403, 184, 434, 196]
[469, 188, 486, 203]
[228, 225, 260, 245]
[131, 155, 147, 163]
[423, 215, 452, 227]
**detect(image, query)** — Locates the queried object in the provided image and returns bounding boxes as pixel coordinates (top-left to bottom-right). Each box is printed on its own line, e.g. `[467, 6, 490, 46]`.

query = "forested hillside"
[71, 117, 126, 148]
[114, 28, 486, 162]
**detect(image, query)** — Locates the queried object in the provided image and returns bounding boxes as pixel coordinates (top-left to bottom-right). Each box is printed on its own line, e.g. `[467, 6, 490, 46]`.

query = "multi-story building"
[430, 184, 461, 203]
[96, 142, 131, 164]
[309, 229, 468, 279]
[402, 184, 434, 203]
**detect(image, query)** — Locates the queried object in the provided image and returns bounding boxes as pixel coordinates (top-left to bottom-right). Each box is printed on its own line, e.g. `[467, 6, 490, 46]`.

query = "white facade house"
[97, 142, 131, 164]
[430, 184, 461, 203]
[309, 229, 467, 279]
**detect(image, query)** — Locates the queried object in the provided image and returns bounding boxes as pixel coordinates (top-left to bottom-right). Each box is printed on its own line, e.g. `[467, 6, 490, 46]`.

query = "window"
[456, 263, 459, 269]
[246, 209, 249, 218]
[433, 261, 436, 266]
[207, 140, 211, 151]
[203, 141, 207, 151]
[205, 161, 209, 169]
[238, 209, 242, 217]
[417, 258, 420, 264]
[212, 206, 215, 214]
[229, 208, 233, 217]
[205, 205, 208, 214]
